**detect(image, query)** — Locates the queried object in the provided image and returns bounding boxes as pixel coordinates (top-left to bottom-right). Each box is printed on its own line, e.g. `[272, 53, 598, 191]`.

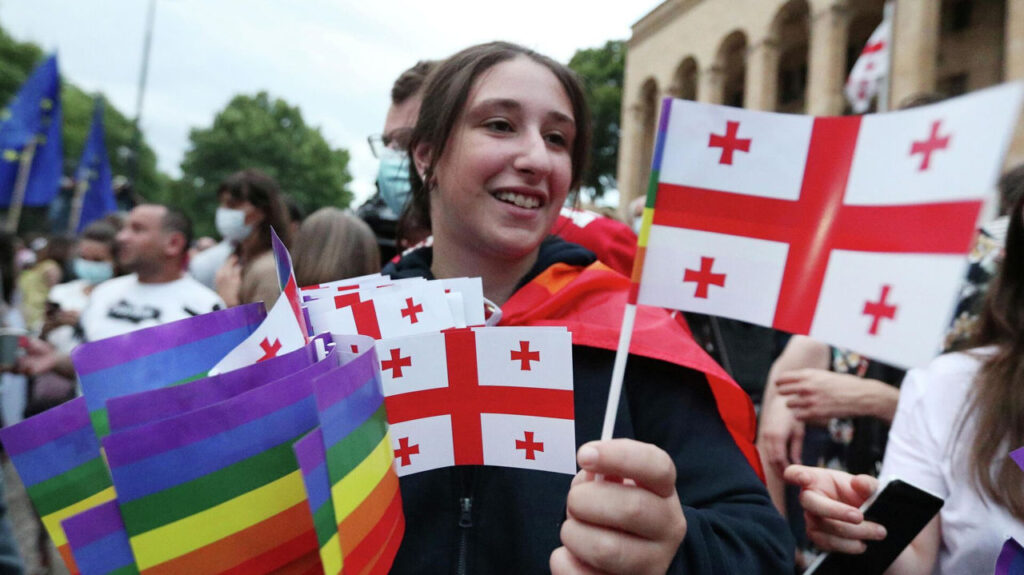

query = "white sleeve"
[878, 366, 948, 498]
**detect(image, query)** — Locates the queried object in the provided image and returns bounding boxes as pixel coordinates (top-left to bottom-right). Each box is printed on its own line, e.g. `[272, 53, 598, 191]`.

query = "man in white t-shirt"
[80, 204, 223, 341]
[20, 205, 225, 375]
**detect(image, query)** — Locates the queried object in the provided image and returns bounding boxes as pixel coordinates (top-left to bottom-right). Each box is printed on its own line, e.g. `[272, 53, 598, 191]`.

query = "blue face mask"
[377, 147, 412, 216]
[73, 258, 114, 285]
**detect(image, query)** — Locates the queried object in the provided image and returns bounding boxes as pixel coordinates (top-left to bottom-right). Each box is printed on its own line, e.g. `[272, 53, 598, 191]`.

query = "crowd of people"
[0, 39, 1018, 575]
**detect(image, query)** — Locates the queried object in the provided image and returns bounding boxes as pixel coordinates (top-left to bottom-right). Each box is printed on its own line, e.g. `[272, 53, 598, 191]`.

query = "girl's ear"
[413, 142, 432, 182]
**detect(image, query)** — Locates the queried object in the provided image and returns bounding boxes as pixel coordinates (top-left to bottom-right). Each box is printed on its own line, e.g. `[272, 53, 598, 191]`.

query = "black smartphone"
[803, 478, 944, 575]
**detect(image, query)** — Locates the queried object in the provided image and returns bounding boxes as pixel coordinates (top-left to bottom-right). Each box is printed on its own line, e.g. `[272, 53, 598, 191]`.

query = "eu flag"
[0, 54, 62, 208]
[74, 98, 116, 232]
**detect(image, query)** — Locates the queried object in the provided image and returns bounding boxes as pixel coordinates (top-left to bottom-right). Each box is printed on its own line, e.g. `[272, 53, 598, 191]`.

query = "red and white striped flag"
[845, 17, 891, 114]
[635, 84, 1024, 367]
[377, 326, 575, 476]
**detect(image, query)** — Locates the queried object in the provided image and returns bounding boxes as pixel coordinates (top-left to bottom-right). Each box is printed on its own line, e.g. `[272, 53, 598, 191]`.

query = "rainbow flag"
[312, 347, 404, 575]
[100, 349, 340, 574]
[294, 429, 342, 575]
[62, 501, 137, 575]
[72, 303, 266, 437]
[997, 538, 1024, 575]
[0, 398, 116, 574]
[106, 335, 327, 433]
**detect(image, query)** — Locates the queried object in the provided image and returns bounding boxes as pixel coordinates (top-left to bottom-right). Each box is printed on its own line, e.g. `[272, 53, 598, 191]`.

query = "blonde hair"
[292, 208, 380, 287]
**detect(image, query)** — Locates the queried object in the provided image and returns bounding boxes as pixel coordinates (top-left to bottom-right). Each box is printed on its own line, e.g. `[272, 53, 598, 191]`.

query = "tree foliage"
[568, 40, 625, 200]
[0, 24, 164, 209]
[179, 91, 352, 236]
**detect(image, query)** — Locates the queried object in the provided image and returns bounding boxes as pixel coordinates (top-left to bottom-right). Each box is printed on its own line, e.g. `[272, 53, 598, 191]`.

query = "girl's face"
[218, 191, 263, 227]
[420, 56, 576, 263]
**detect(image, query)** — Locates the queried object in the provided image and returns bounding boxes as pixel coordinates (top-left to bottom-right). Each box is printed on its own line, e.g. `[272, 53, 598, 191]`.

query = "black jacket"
[383, 237, 794, 574]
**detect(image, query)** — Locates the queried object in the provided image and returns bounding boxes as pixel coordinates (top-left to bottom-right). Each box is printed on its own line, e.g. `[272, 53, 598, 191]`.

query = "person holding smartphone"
[785, 189, 1024, 574]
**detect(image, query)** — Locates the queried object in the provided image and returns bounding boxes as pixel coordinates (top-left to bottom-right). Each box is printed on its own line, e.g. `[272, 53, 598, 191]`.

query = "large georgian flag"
[377, 326, 575, 476]
[635, 84, 1024, 368]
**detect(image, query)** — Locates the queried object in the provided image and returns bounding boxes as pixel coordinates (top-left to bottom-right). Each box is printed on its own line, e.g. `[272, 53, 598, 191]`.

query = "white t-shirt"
[80, 273, 225, 342]
[880, 350, 1024, 574]
[46, 279, 92, 354]
[188, 240, 233, 289]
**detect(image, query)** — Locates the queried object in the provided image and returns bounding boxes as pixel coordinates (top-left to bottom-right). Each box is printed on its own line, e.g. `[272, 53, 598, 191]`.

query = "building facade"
[618, 0, 1024, 213]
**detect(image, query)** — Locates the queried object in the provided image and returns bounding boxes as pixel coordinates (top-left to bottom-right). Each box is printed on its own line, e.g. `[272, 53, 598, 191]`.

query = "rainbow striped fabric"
[100, 349, 340, 574]
[996, 538, 1024, 575]
[62, 500, 136, 575]
[294, 429, 342, 574]
[0, 398, 115, 574]
[73, 303, 266, 437]
[311, 347, 404, 575]
[105, 335, 325, 433]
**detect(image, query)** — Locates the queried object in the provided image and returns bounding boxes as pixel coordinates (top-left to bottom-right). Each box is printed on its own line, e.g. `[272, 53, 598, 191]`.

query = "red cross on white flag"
[306, 282, 457, 339]
[635, 84, 1024, 368]
[845, 18, 891, 114]
[376, 326, 575, 477]
[208, 284, 309, 375]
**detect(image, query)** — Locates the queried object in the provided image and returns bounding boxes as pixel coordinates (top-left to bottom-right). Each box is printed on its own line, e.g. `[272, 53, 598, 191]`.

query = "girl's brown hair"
[963, 191, 1024, 520]
[400, 41, 591, 238]
[292, 207, 379, 287]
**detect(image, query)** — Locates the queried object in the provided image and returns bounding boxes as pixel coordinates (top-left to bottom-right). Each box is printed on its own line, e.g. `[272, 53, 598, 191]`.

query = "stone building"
[618, 0, 1024, 213]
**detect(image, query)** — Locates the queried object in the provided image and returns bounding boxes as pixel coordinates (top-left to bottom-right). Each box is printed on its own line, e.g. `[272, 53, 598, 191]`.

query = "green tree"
[179, 91, 352, 236]
[568, 40, 625, 200]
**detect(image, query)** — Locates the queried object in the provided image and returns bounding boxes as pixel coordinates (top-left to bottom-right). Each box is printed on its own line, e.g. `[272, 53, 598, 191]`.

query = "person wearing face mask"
[42, 220, 120, 355]
[357, 60, 437, 263]
[212, 169, 294, 308]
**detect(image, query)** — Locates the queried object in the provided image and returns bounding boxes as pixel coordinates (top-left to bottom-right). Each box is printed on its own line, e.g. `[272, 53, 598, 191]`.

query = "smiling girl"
[383, 41, 792, 574]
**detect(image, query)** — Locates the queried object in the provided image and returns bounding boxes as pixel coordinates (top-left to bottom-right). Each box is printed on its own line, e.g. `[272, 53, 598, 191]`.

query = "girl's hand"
[550, 439, 686, 574]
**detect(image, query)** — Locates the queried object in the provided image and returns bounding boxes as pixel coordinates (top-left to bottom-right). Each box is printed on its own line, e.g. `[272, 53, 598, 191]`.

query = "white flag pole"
[878, 0, 896, 113]
[600, 303, 637, 441]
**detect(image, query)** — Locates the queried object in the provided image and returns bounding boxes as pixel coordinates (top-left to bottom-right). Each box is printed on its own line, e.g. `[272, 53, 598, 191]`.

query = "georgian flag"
[636, 85, 1024, 367]
[845, 18, 891, 114]
[377, 327, 575, 476]
[299, 273, 385, 301]
[209, 230, 308, 374]
[307, 282, 456, 339]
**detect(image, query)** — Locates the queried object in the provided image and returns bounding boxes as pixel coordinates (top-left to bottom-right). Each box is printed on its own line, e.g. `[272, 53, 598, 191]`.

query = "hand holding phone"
[804, 478, 943, 575]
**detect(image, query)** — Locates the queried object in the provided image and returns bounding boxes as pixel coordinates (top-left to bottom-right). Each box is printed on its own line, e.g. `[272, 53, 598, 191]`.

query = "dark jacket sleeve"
[623, 354, 795, 574]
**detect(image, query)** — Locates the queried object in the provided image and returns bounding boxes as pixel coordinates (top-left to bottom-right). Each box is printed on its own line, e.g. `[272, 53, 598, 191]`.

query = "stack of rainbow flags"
[0, 238, 405, 575]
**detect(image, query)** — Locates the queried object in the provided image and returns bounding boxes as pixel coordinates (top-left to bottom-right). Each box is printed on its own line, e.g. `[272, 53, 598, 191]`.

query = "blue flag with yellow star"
[0, 54, 62, 207]
[75, 98, 116, 232]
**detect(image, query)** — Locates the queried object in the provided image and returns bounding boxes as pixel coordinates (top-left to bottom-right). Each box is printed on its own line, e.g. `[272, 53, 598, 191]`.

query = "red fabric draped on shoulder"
[500, 261, 764, 481]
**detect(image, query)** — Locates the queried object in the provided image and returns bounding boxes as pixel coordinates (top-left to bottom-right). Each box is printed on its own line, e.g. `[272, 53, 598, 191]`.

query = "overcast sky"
[0, 0, 661, 206]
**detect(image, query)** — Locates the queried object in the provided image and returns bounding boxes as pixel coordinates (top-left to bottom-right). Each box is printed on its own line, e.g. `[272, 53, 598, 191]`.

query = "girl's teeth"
[496, 192, 540, 208]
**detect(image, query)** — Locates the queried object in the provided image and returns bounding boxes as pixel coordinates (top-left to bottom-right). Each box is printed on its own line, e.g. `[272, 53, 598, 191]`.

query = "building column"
[1007, 0, 1024, 81]
[745, 38, 780, 111]
[890, 0, 940, 108]
[807, 1, 848, 116]
[616, 101, 647, 218]
[1006, 0, 1024, 168]
[698, 66, 725, 104]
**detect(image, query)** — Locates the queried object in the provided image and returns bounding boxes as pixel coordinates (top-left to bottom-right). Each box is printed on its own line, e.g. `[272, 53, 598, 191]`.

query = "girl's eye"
[545, 132, 568, 147]
[485, 119, 514, 133]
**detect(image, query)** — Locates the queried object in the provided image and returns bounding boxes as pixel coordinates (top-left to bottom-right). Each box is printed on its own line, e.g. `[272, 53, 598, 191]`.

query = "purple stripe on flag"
[311, 349, 377, 412]
[12, 424, 100, 487]
[72, 303, 266, 376]
[995, 537, 1024, 575]
[102, 347, 339, 469]
[1011, 446, 1024, 473]
[106, 394, 317, 501]
[272, 227, 292, 290]
[0, 397, 90, 456]
[63, 501, 135, 575]
[651, 97, 673, 175]
[106, 336, 324, 432]
[317, 376, 384, 449]
[293, 430, 331, 510]
[62, 500, 125, 549]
